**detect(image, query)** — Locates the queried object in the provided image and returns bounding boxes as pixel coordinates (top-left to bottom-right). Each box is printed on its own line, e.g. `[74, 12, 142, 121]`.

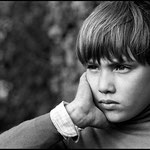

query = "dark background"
[0, 1, 100, 133]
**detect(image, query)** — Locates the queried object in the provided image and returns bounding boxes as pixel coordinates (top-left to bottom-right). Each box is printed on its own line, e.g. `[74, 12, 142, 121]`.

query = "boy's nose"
[98, 70, 116, 94]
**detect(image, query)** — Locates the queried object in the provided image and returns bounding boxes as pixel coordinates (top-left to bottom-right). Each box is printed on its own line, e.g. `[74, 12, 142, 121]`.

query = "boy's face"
[86, 58, 150, 123]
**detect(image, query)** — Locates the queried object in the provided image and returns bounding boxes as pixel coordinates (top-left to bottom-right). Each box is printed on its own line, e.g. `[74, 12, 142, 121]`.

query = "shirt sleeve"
[50, 101, 82, 143]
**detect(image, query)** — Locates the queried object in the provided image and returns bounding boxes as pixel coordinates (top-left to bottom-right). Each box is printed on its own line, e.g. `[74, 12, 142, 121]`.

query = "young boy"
[1, 1, 150, 148]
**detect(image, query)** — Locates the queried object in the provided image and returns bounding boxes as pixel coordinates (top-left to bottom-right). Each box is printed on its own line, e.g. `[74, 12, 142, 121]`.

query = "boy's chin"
[104, 112, 129, 123]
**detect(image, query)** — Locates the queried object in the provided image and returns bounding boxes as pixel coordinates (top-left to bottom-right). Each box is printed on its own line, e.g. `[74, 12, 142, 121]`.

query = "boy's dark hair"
[76, 1, 150, 65]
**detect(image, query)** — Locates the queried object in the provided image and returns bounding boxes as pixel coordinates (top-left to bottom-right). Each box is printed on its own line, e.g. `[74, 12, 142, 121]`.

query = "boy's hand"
[66, 72, 109, 129]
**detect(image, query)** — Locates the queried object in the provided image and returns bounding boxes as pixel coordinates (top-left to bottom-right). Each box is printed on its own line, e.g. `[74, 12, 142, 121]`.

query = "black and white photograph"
[0, 1, 150, 149]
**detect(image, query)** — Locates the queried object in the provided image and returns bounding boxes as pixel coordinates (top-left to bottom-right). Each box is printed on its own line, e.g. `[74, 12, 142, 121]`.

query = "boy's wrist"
[65, 101, 88, 129]
[50, 101, 82, 143]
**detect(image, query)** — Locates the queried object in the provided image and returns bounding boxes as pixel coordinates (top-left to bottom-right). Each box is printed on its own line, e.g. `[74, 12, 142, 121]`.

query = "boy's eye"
[87, 64, 99, 70]
[114, 64, 131, 73]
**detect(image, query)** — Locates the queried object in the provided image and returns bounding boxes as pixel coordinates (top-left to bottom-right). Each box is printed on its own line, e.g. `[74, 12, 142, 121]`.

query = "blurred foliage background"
[0, 1, 100, 133]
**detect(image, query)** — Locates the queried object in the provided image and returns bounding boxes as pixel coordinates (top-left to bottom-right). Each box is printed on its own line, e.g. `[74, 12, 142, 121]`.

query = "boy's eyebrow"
[109, 60, 137, 65]
[87, 59, 98, 64]
[87, 60, 97, 64]
[108, 61, 139, 68]
[108, 62, 133, 66]
[87, 59, 137, 65]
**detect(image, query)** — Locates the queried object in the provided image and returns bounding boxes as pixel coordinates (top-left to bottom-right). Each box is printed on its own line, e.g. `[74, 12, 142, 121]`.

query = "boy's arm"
[0, 72, 109, 148]
[0, 113, 63, 148]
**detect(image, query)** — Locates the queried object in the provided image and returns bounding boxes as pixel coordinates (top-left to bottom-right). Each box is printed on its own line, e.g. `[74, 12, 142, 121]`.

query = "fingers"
[80, 72, 86, 79]
[75, 72, 91, 99]
[79, 72, 88, 84]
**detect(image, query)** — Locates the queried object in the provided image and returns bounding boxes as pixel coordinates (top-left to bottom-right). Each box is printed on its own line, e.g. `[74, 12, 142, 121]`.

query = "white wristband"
[50, 101, 82, 143]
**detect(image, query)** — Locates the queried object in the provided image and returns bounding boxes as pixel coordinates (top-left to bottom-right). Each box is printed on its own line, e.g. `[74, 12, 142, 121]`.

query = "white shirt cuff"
[50, 101, 82, 143]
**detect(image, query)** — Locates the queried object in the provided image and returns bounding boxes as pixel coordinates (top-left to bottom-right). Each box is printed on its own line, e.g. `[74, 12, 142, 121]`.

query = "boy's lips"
[99, 99, 119, 104]
[98, 99, 119, 110]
